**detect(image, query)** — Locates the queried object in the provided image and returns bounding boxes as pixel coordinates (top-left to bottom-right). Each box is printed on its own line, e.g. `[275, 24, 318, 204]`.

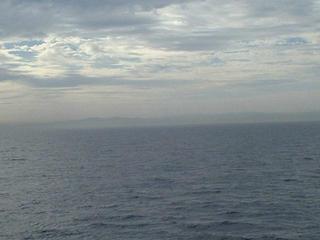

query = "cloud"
[245, 0, 316, 18]
[0, 67, 201, 89]
[0, 0, 319, 121]
[276, 37, 309, 46]
[0, 0, 193, 38]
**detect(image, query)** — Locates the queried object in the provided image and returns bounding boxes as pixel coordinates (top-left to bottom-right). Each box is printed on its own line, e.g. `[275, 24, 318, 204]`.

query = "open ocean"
[1, 122, 320, 240]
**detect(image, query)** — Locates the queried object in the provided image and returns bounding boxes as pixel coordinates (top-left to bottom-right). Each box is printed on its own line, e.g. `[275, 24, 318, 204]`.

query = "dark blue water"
[1, 122, 320, 240]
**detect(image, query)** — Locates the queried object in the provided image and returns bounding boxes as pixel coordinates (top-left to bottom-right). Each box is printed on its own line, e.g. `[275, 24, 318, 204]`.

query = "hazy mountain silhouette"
[34, 112, 320, 129]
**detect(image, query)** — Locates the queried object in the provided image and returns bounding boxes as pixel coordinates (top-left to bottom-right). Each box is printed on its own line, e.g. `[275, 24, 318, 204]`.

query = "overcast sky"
[0, 0, 319, 123]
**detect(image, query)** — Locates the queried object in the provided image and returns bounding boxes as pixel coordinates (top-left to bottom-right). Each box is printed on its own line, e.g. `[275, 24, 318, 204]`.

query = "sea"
[1, 122, 320, 240]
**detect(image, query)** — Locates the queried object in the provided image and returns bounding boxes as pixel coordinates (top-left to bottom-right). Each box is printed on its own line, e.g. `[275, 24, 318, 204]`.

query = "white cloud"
[0, 0, 319, 122]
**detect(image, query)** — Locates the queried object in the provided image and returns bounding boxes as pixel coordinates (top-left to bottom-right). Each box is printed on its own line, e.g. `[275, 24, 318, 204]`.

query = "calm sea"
[1, 122, 320, 240]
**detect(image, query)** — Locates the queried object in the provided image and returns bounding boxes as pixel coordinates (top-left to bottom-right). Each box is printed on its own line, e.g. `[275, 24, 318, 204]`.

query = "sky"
[0, 0, 319, 123]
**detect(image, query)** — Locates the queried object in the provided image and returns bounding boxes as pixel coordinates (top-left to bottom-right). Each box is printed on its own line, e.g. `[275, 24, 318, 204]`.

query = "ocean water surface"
[1, 122, 320, 239]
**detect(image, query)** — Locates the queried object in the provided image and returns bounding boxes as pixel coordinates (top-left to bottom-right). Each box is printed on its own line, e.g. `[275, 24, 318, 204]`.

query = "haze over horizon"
[1, 0, 320, 123]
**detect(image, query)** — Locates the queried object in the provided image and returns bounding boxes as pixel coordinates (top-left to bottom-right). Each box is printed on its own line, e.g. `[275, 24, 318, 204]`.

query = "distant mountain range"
[34, 112, 320, 129]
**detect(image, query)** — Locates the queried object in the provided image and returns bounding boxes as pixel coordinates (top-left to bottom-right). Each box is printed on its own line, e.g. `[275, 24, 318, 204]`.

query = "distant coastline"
[3, 112, 320, 129]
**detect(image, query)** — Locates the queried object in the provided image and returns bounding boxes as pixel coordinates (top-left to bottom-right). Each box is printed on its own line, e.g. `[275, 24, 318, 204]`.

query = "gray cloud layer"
[0, 0, 319, 122]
